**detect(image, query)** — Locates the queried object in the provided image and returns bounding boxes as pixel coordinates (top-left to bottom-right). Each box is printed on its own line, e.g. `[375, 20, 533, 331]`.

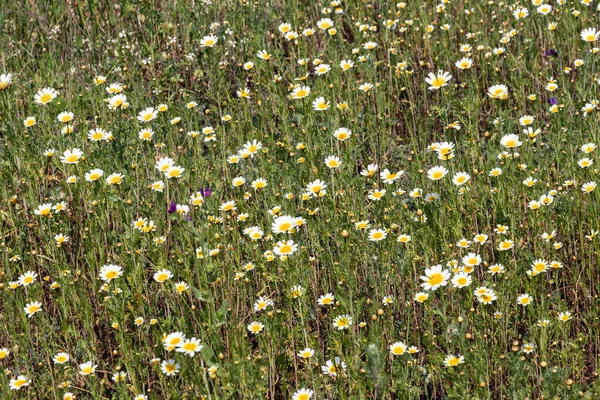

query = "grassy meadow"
[2, 0, 600, 398]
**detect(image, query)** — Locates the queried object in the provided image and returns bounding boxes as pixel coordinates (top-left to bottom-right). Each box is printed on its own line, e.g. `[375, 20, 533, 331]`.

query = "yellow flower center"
[431, 77, 446, 87]
[428, 273, 444, 285]
[534, 264, 546, 272]
[40, 93, 53, 103]
[279, 222, 292, 231]
[279, 245, 292, 254]
[447, 357, 460, 366]
[165, 364, 176, 372]
[183, 343, 197, 351]
[14, 379, 27, 387]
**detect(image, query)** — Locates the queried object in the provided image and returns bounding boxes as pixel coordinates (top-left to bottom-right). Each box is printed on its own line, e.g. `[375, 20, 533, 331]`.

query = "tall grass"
[1, 0, 600, 398]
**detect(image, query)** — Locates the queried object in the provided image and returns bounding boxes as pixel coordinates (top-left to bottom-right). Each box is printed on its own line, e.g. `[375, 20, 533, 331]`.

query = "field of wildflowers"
[2, 0, 600, 398]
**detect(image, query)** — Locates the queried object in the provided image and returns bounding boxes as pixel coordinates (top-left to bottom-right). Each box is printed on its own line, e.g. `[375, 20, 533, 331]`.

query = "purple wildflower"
[167, 201, 177, 214]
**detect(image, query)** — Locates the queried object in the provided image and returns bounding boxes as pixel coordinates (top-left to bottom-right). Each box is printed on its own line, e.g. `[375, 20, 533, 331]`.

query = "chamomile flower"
[99, 264, 123, 282]
[389, 341, 408, 356]
[557, 311, 572, 322]
[455, 57, 473, 70]
[425, 70, 452, 90]
[517, 293, 532, 306]
[79, 361, 97, 375]
[34, 87, 59, 105]
[581, 28, 600, 42]
[324, 155, 341, 169]
[368, 228, 387, 241]
[24, 301, 42, 317]
[247, 321, 265, 334]
[200, 35, 218, 47]
[444, 354, 465, 367]
[137, 107, 157, 123]
[9, 375, 31, 391]
[420, 265, 450, 291]
[332, 314, 353, 330]
[53, 352, 70, 364]
[488, 84, 509, 100]
[292, 388, 314, 400]
[427, 166, 448, 180]
[153, 269, 173, 283]
[60, 148, 83, 164]
[160, 359, 180, 376]
[312, 96, 330, 111]
[318, 293, 335, 306]
[57, 111, 74, 123]
[451, 272, 472, 288]
[176, 338, 203, 357]
[0, 73, 12, 90]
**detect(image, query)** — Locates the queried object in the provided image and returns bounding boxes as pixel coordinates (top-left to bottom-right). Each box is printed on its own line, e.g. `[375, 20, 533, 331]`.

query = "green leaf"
[200, 344, 218, 366]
